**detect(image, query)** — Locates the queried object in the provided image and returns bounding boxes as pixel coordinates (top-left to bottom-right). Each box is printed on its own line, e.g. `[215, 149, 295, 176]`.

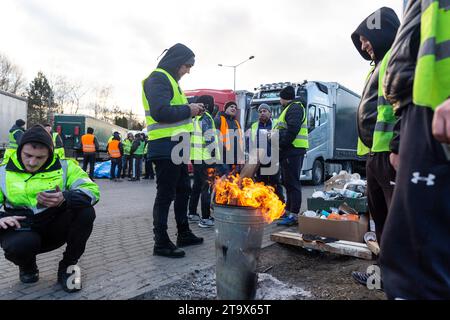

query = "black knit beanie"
[224, 101, 238, 111]
[16, 119, 26, 127]
[280, 86, 295, 100]
[17, 125, 54, 163]
[197, 95, 215, 114]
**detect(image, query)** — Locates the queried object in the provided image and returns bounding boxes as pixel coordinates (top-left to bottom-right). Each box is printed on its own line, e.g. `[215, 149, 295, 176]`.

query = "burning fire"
[214, 175, 285, 223]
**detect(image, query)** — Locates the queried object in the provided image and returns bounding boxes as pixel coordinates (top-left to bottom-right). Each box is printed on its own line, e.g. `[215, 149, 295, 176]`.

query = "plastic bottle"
[332, 188, 362, 199]
[321, 210, 330, 217]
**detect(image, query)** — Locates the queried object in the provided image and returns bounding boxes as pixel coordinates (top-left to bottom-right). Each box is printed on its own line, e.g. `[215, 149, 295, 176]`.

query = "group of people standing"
[142, 43, 310, 259]
[350, 3, 449, 299]
[80, 129, 155, 182]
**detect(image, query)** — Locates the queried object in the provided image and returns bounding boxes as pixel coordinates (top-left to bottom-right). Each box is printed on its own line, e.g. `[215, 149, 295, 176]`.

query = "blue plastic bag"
[94, 161, 112, 179]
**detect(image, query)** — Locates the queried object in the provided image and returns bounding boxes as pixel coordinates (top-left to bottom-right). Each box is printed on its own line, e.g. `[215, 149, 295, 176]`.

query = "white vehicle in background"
[0, 89, 27, 158]
[247, 81, 364, 185]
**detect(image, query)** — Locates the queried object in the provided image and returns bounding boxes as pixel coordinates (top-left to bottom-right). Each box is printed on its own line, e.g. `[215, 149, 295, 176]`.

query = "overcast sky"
[0, 0, 404, 116]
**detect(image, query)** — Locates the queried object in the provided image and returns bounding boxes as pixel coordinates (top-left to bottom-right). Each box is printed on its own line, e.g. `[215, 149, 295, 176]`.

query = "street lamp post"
[218, 56, 255, 91]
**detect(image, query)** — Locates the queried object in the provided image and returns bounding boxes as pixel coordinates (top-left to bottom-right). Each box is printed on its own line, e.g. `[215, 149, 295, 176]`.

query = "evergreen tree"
[27, 72, 56, 126]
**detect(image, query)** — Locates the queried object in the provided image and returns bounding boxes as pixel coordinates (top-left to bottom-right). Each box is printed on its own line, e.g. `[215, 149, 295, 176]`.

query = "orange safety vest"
[108, 140, 121, 158]
[220, 116, 243, 151]
[81, 134, 96, 153]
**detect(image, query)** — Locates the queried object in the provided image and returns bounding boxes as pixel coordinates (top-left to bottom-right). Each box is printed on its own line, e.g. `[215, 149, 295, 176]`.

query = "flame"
[214, 174, 285, 223]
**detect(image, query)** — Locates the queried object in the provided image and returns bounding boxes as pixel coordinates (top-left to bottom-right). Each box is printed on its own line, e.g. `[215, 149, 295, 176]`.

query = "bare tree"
[0, 53, 26, 95]
[49, 75, 72, 114]
[48, 75, 90, 115]
[92, 86, 112, 119]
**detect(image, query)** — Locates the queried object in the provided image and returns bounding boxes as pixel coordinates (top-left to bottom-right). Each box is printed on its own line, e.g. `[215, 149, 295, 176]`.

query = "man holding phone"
[143, 43, 205, 258]
[0, 125, 100, 293]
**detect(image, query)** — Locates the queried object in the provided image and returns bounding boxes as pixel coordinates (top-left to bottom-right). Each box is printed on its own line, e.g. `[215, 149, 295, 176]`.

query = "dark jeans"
[110, 157, 123, 179]
[256, 164, 285, 203]
[122, 155, 133, 178]
[281, 155, 304, 214]
[144, 157, 155, 179]
[366, 152, 396, 243]
[153, 160, 191, 245]
[132, 155, 143, 180]
[82, 153, 96, 179]
[0, 207, 96, 267]
[189, 163, 213, 219]
[380, 105, 450, 299]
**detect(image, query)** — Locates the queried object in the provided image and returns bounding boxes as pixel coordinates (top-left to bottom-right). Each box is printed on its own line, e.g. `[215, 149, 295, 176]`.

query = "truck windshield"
[245, 103, 283, 129]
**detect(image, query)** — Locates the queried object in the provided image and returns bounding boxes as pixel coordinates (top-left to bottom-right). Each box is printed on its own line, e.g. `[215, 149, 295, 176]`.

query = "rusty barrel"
[214, 204, 265, 300]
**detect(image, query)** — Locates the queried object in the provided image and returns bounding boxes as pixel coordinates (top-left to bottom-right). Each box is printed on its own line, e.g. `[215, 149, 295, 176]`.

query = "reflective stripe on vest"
[251, 122, 259, 143]
[413, 0, 450, 110]
[190, 112, 219, 161]
[0, 157, 69, 215]
[52, 132, 65, 159]
[81, 134, 96, 153]
[372, 50, 397, 153]
[357, 66, 377, 156]
[144, 142, 148, 155]
[142, 68, 193, 141]
[108, 140, 121, 158]
[219, 116, 243, 152]
[275, 102, 309, 149]
[8, 129, 21, 149]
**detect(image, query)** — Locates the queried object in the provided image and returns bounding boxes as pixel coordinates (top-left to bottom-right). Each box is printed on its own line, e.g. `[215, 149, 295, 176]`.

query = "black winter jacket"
[383, 0, 421, 153]
[278, 101, 306, 160]
[351, 7, 400, 149]
[143, 43, 195, 160]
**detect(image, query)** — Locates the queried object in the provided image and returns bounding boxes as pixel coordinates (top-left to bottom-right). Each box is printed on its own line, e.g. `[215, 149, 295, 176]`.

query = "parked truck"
[247, 81, 363, 185]
[184, 89, 253, 129]
[53, 114, 128, 159]
[0, 89, 27, 158]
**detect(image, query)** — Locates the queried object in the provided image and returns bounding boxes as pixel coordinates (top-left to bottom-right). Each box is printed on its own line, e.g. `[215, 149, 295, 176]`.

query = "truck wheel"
[311, 160, 324, 185]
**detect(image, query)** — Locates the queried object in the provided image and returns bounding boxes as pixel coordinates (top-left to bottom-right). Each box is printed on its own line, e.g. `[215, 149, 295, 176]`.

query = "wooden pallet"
[270, 231, 374, 260]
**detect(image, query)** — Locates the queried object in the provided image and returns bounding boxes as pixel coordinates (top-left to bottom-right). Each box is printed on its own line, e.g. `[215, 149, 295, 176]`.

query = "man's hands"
[37, 186, 65, 208]
[189, 103, 205, 117]
[390, 153, 400, 171]
[0, 216, 26, 230]
[432, 98, 450, 144]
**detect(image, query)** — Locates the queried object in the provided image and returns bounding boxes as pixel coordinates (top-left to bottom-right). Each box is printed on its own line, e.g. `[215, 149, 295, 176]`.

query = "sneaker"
[277, 214, 298, 226]
[188, 214, 201, 222]
[277, 210, 290, 221]
[153, 241, 185, 258]
[198, 217, 215, 228]
[176, 230, 204, 247]
[352, 271, 384, 291]
[57, 263, 82, 293]
[351, 271, 370, 287]
[19, 262, 39, 284]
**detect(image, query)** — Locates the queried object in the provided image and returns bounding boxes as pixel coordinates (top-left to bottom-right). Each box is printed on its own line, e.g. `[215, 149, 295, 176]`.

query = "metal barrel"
[214, 204, 265, 300]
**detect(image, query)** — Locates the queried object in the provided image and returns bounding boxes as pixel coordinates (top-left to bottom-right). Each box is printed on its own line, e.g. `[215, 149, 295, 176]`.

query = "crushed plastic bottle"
[332, 188, 363, 199]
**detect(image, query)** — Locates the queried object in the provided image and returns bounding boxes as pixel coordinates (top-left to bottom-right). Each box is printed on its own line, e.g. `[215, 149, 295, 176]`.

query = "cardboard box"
[307, 197, 368, 213]
[298, 213, 369, 243]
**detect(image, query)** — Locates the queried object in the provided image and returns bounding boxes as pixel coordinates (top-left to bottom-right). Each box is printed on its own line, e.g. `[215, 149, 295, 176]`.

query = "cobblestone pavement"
[0, 179, 315, 300]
